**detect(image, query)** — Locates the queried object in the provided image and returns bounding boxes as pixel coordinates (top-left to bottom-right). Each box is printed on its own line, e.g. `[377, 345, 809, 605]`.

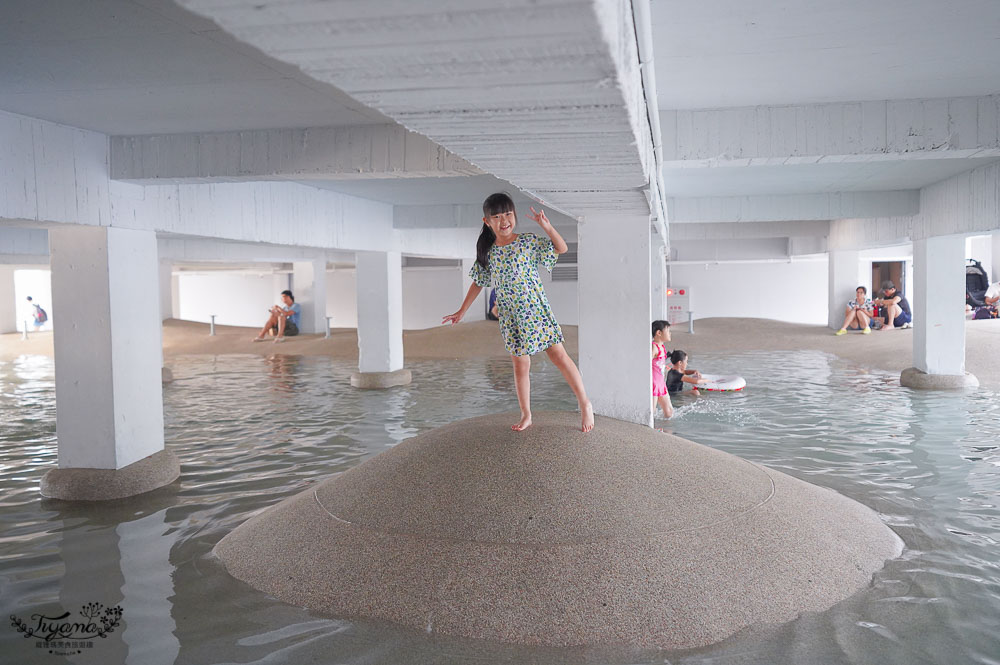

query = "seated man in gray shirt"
[873, 280, 912, 331]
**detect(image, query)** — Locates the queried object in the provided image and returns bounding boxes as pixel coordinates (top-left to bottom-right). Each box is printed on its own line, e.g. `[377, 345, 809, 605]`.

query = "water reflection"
[1, 351, 999, 664]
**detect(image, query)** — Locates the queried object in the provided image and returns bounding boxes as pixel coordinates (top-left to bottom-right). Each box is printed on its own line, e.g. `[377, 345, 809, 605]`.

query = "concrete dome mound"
[214, 412, 902, 650]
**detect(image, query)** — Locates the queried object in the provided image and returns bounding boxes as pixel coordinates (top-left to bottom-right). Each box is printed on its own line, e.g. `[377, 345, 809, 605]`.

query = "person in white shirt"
[985, 281, 1000, 306]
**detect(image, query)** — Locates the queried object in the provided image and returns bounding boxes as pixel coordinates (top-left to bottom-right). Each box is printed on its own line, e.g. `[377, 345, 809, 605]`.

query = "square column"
[579, 215, 652, 426]
[352, 250, 411, 388]
[292, 258, 328, 334]
[42, 226, 178, 500]
[901, 235, 977, 389]
[828, 249, 861, 329]
[650, 240, 667, 321]
[0, 265, 15, 333]
[993, 232, 1000, 282]
[158, 260, 173, 322]
[461, 258, 486, 322]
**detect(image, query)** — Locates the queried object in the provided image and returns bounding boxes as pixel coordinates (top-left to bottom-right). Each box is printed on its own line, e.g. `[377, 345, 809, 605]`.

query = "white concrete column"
[42, 226, 178, 500]
[828, 249, 861, 329]
[0, 265, 16, 333]
[352, 250, 410, 388]
[171, 272, 180, 318]
[461, 258, 486, 322]
[579, 214, 652, 426]
[911, 236, 969, 375]
[158, 260, 173, 322]
[292, 258, 328, 334]
[993, 232, 1000, 282]
[650, 239, 667, 321]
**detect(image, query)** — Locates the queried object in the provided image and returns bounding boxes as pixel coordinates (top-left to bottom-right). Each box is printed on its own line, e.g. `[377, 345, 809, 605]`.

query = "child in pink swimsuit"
[651, 320, 673, 419]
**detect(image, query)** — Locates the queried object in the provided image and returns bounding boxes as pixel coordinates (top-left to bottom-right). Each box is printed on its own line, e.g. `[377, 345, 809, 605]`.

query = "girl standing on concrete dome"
[442, 192, 594, 433]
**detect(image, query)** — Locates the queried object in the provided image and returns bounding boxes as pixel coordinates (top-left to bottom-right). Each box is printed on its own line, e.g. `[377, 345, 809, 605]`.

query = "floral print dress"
[469, 233, 563, 356]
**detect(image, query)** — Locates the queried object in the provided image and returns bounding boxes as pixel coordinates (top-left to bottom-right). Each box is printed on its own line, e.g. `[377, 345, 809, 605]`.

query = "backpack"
[34, 304, 47, 324]
[973, 305, 998, 320]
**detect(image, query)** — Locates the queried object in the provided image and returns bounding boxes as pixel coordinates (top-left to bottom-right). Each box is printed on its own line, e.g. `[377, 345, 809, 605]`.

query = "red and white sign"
[666, 286, 690, 325]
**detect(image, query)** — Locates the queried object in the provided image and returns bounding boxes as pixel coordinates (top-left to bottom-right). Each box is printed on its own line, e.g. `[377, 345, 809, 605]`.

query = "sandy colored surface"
[3, 317, 997, 386]
[214, 412, 902, 649]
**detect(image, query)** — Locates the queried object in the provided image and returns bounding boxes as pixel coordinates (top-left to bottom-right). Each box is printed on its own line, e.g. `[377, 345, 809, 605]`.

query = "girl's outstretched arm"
[528, 206, 568, 254]
[442, 283, 483, 325]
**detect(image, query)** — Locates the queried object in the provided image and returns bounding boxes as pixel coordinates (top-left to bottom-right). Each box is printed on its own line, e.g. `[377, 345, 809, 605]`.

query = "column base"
[40, 449, 180, 501]
[900, 367, 979, 390]
[351, 369, 412, 389]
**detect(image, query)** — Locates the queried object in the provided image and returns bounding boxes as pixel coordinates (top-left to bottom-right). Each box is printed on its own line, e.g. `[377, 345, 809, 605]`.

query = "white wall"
[177, 272, 289, 328]
[668, 259, 829, 324]
[540, 270, 579, 327]
[327, 269, 358, 328]
[402, 267, 465, 330]
[327, 266, 487, 331]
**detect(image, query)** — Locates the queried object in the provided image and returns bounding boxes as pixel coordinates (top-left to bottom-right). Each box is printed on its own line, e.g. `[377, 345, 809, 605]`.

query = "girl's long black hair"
[476, 192, 516, 269]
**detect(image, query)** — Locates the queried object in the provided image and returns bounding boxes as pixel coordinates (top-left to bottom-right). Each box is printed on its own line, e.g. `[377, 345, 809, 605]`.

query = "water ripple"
[0, 351, 999, 664]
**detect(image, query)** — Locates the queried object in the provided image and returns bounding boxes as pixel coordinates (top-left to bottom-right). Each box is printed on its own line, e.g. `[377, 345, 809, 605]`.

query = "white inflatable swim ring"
[699, 374, 746, 392]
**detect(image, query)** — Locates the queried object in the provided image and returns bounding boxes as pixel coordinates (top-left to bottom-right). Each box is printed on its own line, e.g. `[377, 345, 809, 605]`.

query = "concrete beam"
[176, 0, 657, 220]
[1, 111, 479, 260]
[669, 220, 829, 241]
[0, 227, 49, 258]
[829, 160, 1000, 249]
[393, 204, 578, 230]
[111, 125, 484, 183]
[667, 191, 919, 223]
[914, 160, 1000, 240]
[828, 217, 915, 251]
[660, 95, 1000, 165]
[156, 237, 351, 265]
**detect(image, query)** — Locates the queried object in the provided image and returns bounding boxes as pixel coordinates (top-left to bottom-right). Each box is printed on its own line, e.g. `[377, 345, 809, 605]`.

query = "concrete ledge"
[900, 367, 980, 390]
[40, 449, 180, 501]
[214, 412, 902, 649]
[350, 368, 412, 389]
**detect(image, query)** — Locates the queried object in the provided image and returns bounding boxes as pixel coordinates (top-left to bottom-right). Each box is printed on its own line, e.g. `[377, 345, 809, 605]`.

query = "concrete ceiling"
[663, 156, 1000, 197]
[652, 0, 1000, 110]
[0, 0, 387, 134]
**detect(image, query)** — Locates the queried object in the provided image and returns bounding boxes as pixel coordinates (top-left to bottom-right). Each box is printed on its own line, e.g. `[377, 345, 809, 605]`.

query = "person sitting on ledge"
[835, 285, 874, 335]
[872, 280, 912, 331]
[253, 290, 300, 343]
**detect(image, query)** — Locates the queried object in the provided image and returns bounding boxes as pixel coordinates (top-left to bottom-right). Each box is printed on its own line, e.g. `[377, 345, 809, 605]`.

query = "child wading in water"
[651, 320, 674, 419]
[666, 350, 707, 396]
[443, 193, 594, 433]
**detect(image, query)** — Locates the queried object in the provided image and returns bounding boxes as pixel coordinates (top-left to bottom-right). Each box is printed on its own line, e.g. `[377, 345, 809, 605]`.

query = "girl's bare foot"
[512, 413, 532, 432]
[581, 402, 594, 432]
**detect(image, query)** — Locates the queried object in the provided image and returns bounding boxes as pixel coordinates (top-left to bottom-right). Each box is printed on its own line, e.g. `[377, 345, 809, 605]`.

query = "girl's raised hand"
[442, 310, 464, 325]
[528, 206, 550, 227]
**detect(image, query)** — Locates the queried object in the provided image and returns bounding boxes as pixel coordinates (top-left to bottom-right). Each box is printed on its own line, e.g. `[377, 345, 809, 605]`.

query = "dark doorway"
[872, 261, 906, 293]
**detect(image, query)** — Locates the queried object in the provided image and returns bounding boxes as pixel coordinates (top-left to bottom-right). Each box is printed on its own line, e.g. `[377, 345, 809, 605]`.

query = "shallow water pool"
[1, 350, 998, 664]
